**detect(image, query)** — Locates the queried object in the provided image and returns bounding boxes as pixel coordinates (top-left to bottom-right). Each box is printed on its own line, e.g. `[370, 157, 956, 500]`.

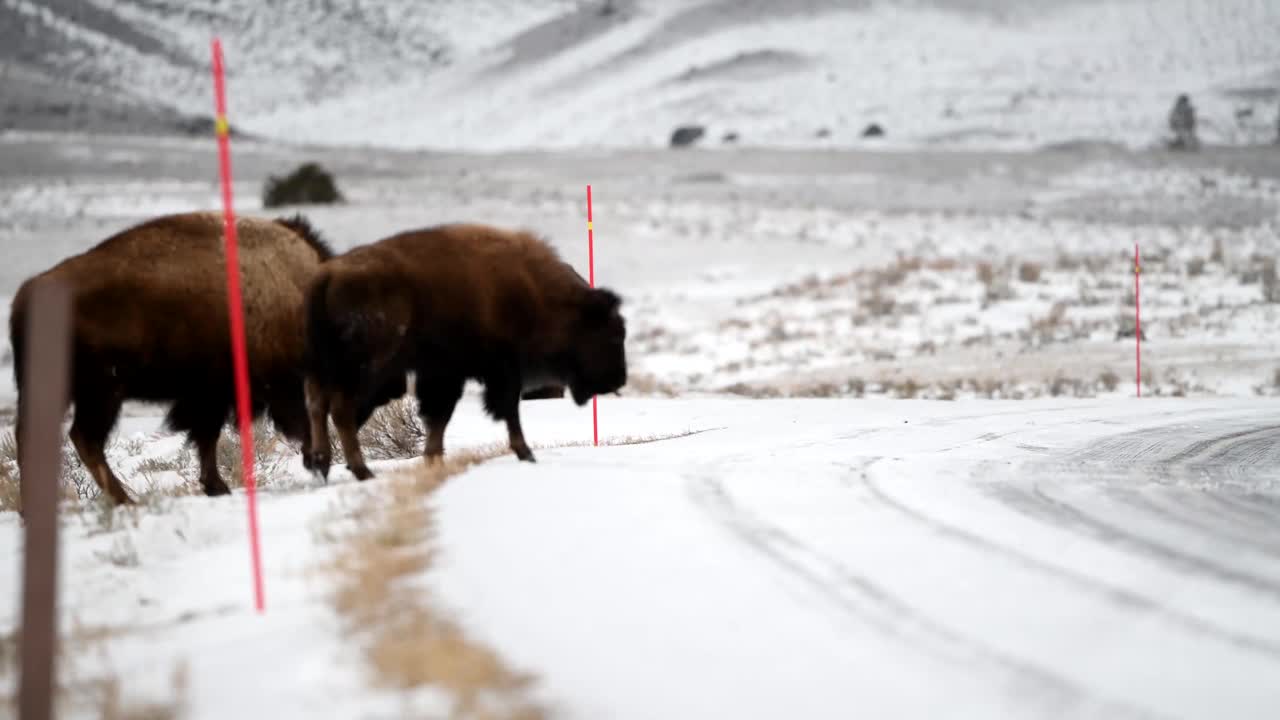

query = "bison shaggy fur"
[9, 211, 333, 505]
[304, 223, 628, 479]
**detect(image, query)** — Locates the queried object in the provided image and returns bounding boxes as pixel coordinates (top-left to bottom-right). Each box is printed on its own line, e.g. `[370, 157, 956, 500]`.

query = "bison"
[303, 223, 628, 480]
[9, 211, 333, 505]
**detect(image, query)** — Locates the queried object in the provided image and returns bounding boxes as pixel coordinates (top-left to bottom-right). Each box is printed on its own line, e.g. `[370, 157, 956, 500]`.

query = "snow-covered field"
[4, 134, 1280, 401]
[2, 95, 1280, 719]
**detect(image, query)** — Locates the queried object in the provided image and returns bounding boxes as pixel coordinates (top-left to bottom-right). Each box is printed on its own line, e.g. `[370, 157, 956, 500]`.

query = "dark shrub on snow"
[670, 125, 705, 147]
[263, 162, 343, 208]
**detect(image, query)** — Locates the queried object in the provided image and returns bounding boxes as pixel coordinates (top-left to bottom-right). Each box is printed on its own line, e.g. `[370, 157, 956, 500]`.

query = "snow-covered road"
[4, 396, 1279, 718]
[431, 397, 1280, 719]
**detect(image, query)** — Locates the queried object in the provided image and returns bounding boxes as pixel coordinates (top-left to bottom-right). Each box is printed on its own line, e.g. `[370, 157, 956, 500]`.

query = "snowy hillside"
[3, 0, 1278, 150]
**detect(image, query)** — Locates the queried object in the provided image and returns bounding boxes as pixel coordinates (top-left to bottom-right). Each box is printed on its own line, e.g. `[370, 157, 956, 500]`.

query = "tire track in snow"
[1198, 490, 1280, 530]
[1011, 484, 1280, 600]
[991, 423, 1280, 603]
[1154, 424, 1280, 476]
[1101, 489, 1280, 559]
[851, 465, 1280, 662]
[1043, 421, 1280, 490]
[687, 469, 1163, 720]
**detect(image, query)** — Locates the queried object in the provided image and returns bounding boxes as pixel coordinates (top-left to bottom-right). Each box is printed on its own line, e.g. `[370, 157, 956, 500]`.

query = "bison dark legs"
[265, 377, 314, 470]
[68, 387, 134, 505]
[481, 364, 535, 462]
[415, 365, 465, 460]
[304, 377, 332, 480]
[190, 423, 231, 497]
[330, 390, 373, 481]
[167, 398, 232, 496]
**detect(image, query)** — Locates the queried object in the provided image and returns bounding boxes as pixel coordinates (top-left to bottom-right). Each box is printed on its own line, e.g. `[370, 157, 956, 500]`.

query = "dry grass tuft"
[1018, 262, 1043, 283]
[1098, 369, 1121, 392]
[719, 382, 783, 399]
[1055, 254, 1082, 271]
[325, 446, 548, 719]
[0, 623, 188, 719]
[1261, 257, 1280, 303]
[0, 430, 93, 512]
[623, 373, 681, 397]
[0, 450, 17, 514]
[1210, 235, 1225, 264]
[977, 261, 1015, 306]
[358, 398, 426, 460]
[215, 421, 294, 490]
[98, 665, 189, 720]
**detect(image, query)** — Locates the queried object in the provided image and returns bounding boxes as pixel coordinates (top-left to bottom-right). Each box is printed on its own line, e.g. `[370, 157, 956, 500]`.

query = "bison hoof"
[351, 465, 375, 481]
[111, 491, 137, 505]
[203, 482, 232, 497]
[514, 447, 536, 463]
[307, 451, 331, 481]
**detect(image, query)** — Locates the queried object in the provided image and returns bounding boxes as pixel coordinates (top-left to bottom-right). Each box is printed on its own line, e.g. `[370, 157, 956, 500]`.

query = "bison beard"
[9, 212, 333, 505]
[303, 223, 628, 480]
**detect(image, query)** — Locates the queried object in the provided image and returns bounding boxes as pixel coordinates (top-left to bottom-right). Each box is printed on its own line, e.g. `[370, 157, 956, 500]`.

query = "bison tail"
[8, 283, 29, 401]
[305, 272, 340, 389]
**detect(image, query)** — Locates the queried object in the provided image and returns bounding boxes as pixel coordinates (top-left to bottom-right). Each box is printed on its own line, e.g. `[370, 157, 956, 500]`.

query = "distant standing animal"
[9, 212, 333, 505]
[1169, 94, 1199, 151]
[304, 223, 629, 480]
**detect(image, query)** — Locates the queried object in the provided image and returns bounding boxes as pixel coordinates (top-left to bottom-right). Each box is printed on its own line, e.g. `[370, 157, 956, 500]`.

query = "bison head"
[567, 288, 627, 405]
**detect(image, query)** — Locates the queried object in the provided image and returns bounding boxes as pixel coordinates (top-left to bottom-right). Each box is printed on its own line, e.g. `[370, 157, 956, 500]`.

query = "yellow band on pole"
[587, 221, 593, 230]
[215, 115, 230, 137]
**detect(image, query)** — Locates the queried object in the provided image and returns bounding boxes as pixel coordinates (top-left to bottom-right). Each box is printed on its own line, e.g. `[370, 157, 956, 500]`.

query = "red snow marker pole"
[1134, 243, 1141, 398]
[588, 185, 598, 447]
[212, 38, 265, 613]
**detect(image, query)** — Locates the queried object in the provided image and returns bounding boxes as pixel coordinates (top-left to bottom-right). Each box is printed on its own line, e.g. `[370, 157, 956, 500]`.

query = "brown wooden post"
[18, 280, 72, 720]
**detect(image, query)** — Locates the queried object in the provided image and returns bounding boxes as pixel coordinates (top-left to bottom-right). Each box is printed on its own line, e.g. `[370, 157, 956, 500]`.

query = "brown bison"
[304, 223, 628, 480]
[9, 211, 333, 505]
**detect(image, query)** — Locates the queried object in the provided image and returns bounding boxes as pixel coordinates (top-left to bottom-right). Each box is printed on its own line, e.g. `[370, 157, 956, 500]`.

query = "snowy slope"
[5, 0, 1278, 150]
[263, 0, 1278, 150]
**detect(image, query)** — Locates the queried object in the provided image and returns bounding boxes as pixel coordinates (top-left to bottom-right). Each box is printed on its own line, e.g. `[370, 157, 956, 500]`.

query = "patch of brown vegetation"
[1210, 235, 1225, 264]
[98, 666, 189, 720]
[1026, 301, 1071, 346]
[356, 397, 426, 460]
[1261, 257, 1280, 303]
[0, 623, 188, 719]
[719, 382, 784, 399]
[0, 447, 17, 513]
[1018, 262, 1043, 283]
[977, 261, 1015, 306]
[325, 447, 548, 719]
[624, 373, 681, 397]
[1056, 254, 1083, 271]
[214, 420, 294, 490]
[1098, 369, 1121, 392]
